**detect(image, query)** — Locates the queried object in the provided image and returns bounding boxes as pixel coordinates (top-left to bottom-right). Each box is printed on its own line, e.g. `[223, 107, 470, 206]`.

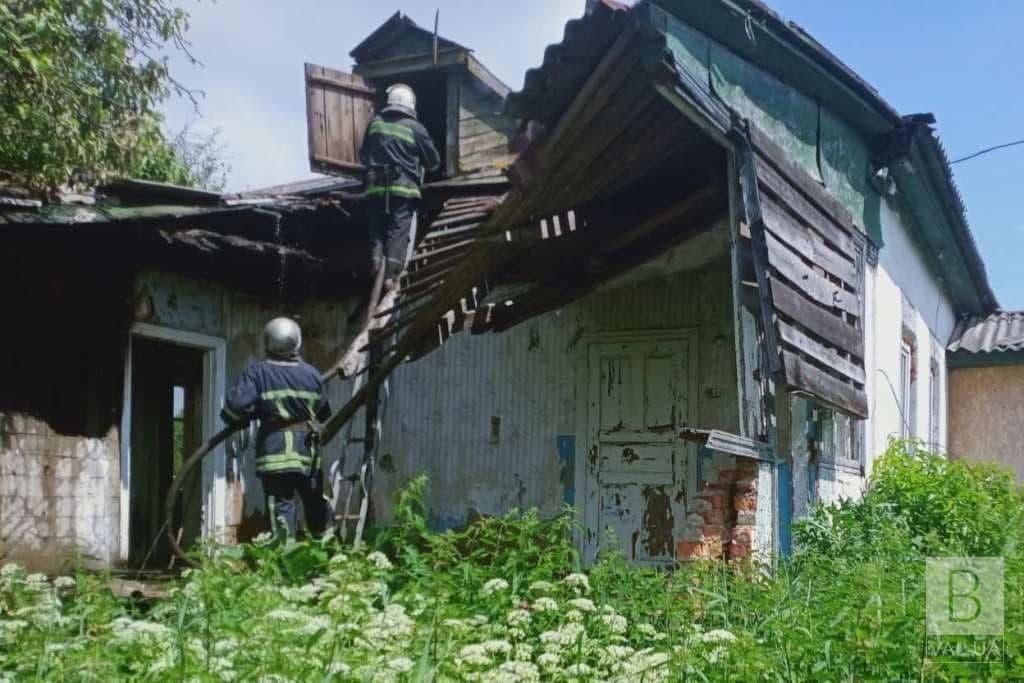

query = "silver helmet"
[383, 83, 417, 117]
[264, 317, 302, 356]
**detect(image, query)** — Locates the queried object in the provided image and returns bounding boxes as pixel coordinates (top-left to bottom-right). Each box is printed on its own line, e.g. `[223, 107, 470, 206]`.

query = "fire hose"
[164, 266, 389, 568]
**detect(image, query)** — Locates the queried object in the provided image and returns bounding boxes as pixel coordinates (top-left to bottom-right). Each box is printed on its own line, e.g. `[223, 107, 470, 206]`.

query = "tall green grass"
[0, 441, 1020, 680]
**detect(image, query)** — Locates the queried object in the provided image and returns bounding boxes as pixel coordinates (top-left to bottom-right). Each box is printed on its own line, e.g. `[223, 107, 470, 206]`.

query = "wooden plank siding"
[742, 125, 869, 418]
[457, 74, 518, 175]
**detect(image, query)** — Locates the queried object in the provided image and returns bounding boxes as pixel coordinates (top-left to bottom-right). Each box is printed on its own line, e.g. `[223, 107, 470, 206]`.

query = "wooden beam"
[783, 351, 868, 419]
[748, 125, 858, 238]
[777, 318, 865, 385]
[763, 230, 860, 317]
[488, 185, 727, 332]
[770, 277, 864, 358]
[760, 197, 858, 287]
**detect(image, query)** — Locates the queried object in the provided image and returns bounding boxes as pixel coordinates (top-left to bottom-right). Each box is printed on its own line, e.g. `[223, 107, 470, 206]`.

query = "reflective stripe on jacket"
[220, 358, 331, 476]
[358, 112, 440, 195]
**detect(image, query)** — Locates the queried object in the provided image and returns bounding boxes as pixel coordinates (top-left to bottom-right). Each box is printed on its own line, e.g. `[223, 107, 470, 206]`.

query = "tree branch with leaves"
[0, 0, 210, 194]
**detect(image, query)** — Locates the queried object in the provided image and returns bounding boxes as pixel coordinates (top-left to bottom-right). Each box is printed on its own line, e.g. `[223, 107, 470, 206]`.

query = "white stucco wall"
[868, 198, 955, 466]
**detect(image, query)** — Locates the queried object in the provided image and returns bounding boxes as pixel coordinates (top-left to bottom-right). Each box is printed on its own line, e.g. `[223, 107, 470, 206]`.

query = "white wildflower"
[531, 597, 558, 613]
[497, 660, 541, 682]
[701, 629, 737, 644]
[482, 578, 510, 595]
[0, 620, 29, 641]
[252, 531, 273, 545]
[506, 608, 531, 627]
[483, 639, 513, 655]
[468, 614, 489, 627]
[636, 622, 667, 641]
[292, 615, 330, 636]
[566, 663, 593, 676]
[513, 642, 534, 661]
[527, 580, 554, 594]
[23, 573, 49, 592]
[53, 576, 75, 590]
[363, 604, 414, 643]
[279, 584, 319, 603]
[537, 652, 561, 669]
[387, 657, 414, 673]
[563, 573, 590, 593]
[1, 563, 23, 579]
[565, 609, 584, 623]
[266, 609, 304, 622]
[443, 618, 472, 632]
[367, 551, 393, 570]
[567, 597, 596, 612]
[110, 618, 172, 644]
[539, 622, 583, 650]
[456, 643, 492, 668]
[327, 662, 351, 675]
[601, 612, 628, 634]
[329, 552, 349, 565]
[603, 644, 635, 660]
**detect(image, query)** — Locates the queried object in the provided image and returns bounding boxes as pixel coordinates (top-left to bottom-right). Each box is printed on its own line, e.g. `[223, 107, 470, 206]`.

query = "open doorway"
[371, 71, 449, 180]
[121, 323, 226, 568]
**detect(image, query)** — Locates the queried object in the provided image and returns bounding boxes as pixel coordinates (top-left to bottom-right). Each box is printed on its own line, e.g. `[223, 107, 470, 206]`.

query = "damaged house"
[0, 0, 999, 572]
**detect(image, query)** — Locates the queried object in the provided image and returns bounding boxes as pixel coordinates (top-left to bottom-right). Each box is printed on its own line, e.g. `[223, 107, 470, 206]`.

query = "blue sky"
[163, 0, 1024, 309]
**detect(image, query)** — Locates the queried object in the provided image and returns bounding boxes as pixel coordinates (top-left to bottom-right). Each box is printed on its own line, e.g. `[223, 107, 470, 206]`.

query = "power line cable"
[951, 139, 1024, 165]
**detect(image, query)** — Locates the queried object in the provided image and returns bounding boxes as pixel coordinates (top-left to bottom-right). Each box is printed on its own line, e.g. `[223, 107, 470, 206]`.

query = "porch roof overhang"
[421, 2, 869, 416]
[0, 180, 374, 299]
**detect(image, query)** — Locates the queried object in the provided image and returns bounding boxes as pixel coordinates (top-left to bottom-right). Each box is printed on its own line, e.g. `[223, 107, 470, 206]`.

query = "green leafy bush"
[1, 447, 1021, 680]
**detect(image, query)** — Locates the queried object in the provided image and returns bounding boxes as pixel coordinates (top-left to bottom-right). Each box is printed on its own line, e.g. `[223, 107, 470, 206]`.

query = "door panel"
[305, 63, 377, 175]
[584, 333, 696, 566]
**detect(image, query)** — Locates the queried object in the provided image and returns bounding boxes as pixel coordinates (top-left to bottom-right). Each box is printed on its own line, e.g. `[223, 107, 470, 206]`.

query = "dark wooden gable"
[740, 126, 869, 418]
[350, 12, 464, 64]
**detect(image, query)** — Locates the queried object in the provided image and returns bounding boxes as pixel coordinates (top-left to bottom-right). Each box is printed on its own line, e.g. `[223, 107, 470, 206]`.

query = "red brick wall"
[677, 455, 758, 561]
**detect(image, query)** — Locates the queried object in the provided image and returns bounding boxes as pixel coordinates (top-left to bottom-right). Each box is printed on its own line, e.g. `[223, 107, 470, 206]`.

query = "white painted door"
[582, 331, 696, 566]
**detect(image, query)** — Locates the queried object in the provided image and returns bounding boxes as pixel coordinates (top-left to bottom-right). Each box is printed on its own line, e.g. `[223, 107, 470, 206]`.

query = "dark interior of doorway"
[128, 337, 204, 567]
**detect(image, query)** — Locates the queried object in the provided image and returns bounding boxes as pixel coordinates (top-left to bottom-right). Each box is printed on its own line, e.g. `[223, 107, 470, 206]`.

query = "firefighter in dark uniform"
[359, 83, 441, 291]
[221, 317, 331, 538]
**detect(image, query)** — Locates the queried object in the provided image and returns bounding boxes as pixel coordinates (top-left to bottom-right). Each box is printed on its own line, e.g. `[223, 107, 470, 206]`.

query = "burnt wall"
[0, 235, 132, 571]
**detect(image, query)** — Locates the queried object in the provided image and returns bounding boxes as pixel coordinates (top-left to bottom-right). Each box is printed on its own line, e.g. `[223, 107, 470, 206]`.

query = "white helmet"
[385, 83, 417, 116]
[264, 317, 302, 356]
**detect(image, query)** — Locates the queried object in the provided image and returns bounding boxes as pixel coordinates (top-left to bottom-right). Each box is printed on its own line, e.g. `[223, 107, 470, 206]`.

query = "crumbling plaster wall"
[375, 267, 740, 544]
[0, 419, 121, 573]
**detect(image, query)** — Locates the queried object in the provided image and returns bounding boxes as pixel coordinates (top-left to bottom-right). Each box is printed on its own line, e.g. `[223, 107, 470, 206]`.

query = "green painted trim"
[368, 120, 416, 144]
[948, 350, 1024, 369]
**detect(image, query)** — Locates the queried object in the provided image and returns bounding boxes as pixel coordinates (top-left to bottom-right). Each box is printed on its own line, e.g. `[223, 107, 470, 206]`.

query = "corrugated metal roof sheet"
[504, 0, 632, 125]
[949, 312, 1024, 354]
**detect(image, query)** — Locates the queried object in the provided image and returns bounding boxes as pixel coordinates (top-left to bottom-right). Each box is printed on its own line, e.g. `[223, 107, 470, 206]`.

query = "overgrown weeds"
[1, 441, 1021, 680]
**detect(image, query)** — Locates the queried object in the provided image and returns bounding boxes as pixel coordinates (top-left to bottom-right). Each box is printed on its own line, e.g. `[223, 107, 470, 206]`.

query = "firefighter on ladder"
[221, 317, 332, 539]
[359, 83, 441, 295]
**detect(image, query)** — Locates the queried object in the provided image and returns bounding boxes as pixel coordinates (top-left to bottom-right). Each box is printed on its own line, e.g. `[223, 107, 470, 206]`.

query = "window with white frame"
[898, 336, 917, 439]
[929, 357, 941, 450]
[811, 404, 864, 474]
